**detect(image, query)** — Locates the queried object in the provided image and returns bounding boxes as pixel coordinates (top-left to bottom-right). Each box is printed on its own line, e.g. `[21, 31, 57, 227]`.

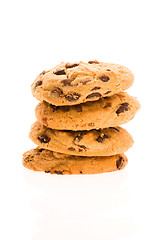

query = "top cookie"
[31, 61, 134, 106]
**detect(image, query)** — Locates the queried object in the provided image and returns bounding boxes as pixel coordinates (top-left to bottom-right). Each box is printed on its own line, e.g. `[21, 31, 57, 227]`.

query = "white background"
[0, 0, 159, 239]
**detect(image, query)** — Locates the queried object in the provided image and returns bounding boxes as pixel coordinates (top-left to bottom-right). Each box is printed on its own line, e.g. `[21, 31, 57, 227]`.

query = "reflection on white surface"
[23, 169, 138, 239]
[33, 216, 137, 240]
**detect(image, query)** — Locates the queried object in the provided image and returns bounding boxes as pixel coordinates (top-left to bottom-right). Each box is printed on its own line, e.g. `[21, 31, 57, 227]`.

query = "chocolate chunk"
[80, 80, 91, 85]
[61, 106, 70, 112]
[109, 127, 119, 132]
[40, 70, 46, 75]
[51, 88, 63, 98]
[116, 102, 129, 114]
[61, 78, 74, 86]
[104, 102, 111, 108]
[45, 170, 51, 173]
[38, 135, 50, 143]
[24, 156, 32, 162]
[78, 145, 86, 149]
[99, 75, 110, 82]
[35, 80, 42, 88]
[65, 63, 79, 69]
[96, 133, 109, 143]
[54, 170, 63, 175]
[65, 93, 81, 102]
[116, 157, 124, 169]
[122, 102, 129, 106]
[74, 132, 86, 142]
[68, 147, 75, 151]
[86, 92, 101, 99]
[80, 171, 83, 174]
[50, 105, 60, 112]
[36, 148, 45, 155]
[88, 60, 99, 64]
[105, 91, 111, 95]
[91, 86, 101, 91]
[38, 148, 45, 152]
[72, 105, 82, 112]
[54, 69, 65, 75]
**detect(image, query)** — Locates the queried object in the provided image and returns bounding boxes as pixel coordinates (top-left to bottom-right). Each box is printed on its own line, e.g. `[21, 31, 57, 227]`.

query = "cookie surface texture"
[35, 92, 140, 130]
[29, 122, 134, 156]
[31, 61, 134, 106]
[23, 148, 128, 175]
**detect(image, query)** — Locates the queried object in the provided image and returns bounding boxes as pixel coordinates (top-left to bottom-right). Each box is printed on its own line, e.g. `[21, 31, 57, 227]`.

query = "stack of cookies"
[23, 61, 140, 175]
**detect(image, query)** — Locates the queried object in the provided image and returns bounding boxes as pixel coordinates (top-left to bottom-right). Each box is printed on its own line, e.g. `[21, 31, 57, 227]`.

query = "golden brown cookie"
[23, 148, 128, 175]
[31, 61, 134, 106]
[29, 122, 134, 156]
[35, 92, 140, 131]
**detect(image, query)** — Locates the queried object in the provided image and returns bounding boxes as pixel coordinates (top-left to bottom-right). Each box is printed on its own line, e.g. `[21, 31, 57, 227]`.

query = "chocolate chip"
[88, 60, 99, 64]
[61, 106, 70, 112]
[40, 70, 46, 75]
[54, 69, 65, 75]
[65, 63, 79, 69]
[116, 102, 129, 114]
[80, 80, 91, 85]
[36, 148, 45, 155]
[78, 145, 86, 149]
[105, 91, 111, 95]
[109, 127, 120, 132]
[80, 171, 83, 174]
[50, 105, 60, 112]
[39, 148, 45, 152]
[38, 135, 50, 143]
[116, 157, 124, 169]
[96, 133, 109, 143]
[86, 92, 101, 99]
[54, 170, 63, 175]
[65, 93, 81, 102]
[24, 156, 32, 162]
[45, 170, 51, 173]
[72, 105, 82, 112]
[35, 80, 42, 88]
[74, 132, 86, 142]
[104, 102, 111, 108]
[122, 102, 129, 106]
[68, 147, 75, 151]
[61, 78, 74, 86]
[91, 86, 101, 91]
[106, 69, 111, 71]
[51, 88, 63, 98]
[99, 75, 110, 82]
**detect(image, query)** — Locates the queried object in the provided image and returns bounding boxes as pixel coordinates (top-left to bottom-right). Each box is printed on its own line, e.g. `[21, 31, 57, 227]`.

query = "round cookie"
[29, 122, 134, 156]
[23, 148, 128, 175]
[35, 92, 140, 131]
[31, 61, 134, 106]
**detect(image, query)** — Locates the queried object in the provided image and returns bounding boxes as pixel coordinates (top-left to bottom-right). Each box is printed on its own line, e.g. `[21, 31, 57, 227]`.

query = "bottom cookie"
[23, 148, 128, 175]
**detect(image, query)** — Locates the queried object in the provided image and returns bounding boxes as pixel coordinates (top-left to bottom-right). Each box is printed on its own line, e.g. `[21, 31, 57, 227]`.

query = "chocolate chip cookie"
[31, 61, 134, 106]
[35, 92, 140, 131]
[23, 148, 128, 175]
[29, 121, 134, 156]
